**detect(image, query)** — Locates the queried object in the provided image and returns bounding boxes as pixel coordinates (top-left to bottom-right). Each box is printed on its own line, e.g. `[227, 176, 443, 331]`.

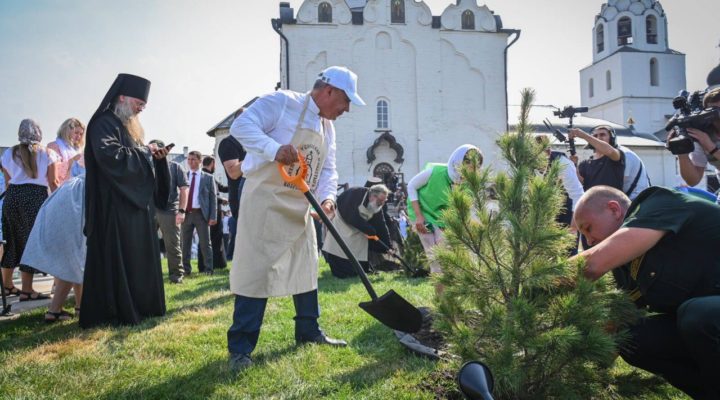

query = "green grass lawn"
[0, 260, 688, 399]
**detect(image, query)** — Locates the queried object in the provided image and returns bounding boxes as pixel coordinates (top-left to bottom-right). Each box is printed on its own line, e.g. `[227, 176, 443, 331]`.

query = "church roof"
[596, 0, 665, 23]
[509, 105, 663, 147]
[581, 46, 684, 70]
[206, 97, 258, 138]
[344, 0, 366, 10]
[708, 63, 720, 88]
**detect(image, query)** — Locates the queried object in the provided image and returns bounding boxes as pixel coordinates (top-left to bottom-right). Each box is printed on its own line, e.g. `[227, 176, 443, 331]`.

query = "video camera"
[546, 106, 588, 156]
[665, 90, 720, 155]
[553, 106, 588, 119]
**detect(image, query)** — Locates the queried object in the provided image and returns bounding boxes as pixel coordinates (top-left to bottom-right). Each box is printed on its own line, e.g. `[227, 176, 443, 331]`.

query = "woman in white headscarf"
[406, 144, 482, 283]
[1, 119, 58, 301]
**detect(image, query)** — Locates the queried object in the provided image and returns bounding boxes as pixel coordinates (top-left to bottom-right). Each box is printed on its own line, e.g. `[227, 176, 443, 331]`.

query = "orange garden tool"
[278, 155, 422, 333]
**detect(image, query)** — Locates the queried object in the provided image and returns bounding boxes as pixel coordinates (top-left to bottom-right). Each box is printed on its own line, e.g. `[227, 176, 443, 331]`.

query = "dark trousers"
[619, 296, 720, 399]
[181, 211, 212, 273]
[227, 217, 237, 260]
[198, 204, 227, 270]
[227, 289, 322, 355]
[323, 251, 371, 279]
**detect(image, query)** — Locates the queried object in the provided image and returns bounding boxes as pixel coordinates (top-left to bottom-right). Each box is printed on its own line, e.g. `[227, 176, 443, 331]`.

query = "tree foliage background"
[434, 88, 641, 399]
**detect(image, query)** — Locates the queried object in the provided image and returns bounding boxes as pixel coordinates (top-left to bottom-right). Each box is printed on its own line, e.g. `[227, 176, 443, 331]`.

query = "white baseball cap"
[318, 66, 366, 106]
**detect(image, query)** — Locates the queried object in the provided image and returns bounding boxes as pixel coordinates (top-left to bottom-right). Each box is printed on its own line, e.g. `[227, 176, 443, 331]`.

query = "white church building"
[271, 0, 519, 186]
[208, 0, 703, 190]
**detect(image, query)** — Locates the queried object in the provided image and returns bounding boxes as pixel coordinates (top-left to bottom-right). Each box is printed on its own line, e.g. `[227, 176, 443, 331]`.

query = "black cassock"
[80, 110, 170, 328]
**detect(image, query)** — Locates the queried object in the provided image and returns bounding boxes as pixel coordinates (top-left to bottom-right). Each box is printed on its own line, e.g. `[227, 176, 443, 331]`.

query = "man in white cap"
[227, 66, 365, 371]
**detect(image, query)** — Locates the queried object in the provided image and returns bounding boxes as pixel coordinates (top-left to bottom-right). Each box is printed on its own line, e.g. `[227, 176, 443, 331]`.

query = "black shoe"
[297, 334, 347, 347]
[228, 353, 252, 373]
[169, 276, 183, 284]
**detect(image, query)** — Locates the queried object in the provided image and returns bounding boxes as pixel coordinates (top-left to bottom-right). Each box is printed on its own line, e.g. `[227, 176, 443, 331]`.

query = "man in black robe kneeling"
[80, 73, 171, 328]
[322, 184, 392, 278]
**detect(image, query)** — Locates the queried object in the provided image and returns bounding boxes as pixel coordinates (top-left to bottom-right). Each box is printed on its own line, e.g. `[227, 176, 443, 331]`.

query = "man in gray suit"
[150, 139, 189, 283]
[182, 150, 217, 275]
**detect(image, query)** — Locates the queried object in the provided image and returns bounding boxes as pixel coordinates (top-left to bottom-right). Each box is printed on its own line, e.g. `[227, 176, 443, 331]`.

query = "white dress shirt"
[187, 169, 201, 209]
[229, 90, 338, 203]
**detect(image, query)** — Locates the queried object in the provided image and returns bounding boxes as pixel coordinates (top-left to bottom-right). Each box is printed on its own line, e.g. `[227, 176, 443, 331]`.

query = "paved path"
[1, 274, 72, 321]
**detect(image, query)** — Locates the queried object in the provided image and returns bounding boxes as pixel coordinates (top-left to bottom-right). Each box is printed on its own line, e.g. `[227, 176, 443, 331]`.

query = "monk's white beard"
[114, 101, 145, 144]
[367, 201, 382, 215]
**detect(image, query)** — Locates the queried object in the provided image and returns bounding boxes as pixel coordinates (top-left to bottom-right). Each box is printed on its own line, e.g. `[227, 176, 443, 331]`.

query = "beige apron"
[230, 96, 328, 297]
[322, 192, 372, 262]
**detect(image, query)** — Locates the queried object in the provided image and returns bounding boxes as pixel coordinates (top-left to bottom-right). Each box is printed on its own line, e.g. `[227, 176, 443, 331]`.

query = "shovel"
[278, 155, 423, 333]
[366, 235, 429, 278]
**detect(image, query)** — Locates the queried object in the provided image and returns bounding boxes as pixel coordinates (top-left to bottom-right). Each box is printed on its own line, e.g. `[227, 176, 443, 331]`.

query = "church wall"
[281, 0, 510, 185]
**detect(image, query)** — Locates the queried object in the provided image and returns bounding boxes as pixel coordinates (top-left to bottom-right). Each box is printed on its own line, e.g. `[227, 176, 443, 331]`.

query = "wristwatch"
[178, 209, 186, 214]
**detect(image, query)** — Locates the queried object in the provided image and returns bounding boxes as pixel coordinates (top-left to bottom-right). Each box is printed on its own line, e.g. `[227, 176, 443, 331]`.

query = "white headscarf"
[446, 144, 482, 184]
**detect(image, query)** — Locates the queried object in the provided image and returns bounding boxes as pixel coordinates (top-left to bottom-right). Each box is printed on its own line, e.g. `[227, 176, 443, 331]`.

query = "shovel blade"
[359, 290, 423, 333]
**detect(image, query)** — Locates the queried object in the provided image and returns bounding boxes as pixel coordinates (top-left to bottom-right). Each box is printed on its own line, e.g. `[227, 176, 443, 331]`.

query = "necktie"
[187, 172, 196, 211]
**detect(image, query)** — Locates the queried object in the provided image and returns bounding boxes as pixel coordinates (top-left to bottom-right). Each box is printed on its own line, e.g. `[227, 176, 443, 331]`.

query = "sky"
[0, 0, 718, 154]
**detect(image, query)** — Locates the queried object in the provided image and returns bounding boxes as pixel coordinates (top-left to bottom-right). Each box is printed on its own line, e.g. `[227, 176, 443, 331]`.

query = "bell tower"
[579, 0, 686, 135]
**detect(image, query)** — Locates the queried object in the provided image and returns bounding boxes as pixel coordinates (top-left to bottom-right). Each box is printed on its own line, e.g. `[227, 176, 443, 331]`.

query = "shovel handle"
[304, 191, 379, 300]
[277, 156, 380, 300]
[277, 151, 310, 193]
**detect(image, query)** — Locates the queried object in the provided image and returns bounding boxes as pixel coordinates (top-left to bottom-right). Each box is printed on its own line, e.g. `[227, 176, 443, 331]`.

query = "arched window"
[391, 0, 405, 23]
[606, 70, 612, 90]
[646, 15, 657, 44]
[377, 100, 389, 129]
[461, 10, 475, 30]
[589, 78, 594, 98]
[318, 2, 332, 23]
[650, 58, 659, 86]
[596, 24, 605, 53]
[617, 17, 632, 46]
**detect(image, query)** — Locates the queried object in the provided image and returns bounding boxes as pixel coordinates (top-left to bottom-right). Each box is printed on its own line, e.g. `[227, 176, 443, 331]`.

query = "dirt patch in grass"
[413, 308, 446, 352]
[419, 368, 464, 400]
[16, 336, 99, 364]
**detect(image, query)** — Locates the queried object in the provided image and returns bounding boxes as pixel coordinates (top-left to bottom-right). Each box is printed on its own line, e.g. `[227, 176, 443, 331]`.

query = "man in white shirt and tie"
[181, 150, 217, 275]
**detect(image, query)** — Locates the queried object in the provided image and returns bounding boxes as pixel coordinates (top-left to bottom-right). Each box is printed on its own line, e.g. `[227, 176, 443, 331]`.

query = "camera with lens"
[553, 105, 589, 119]
[665, 90, 720, 155]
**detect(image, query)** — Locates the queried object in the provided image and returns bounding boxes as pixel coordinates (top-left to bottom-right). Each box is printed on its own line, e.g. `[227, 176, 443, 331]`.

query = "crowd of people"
[1, 67, 719, 397]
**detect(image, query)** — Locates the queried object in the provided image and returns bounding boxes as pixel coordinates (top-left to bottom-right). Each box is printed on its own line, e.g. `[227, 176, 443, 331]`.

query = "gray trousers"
[156, 209, 183, 279]
[182, 211, 213, 273]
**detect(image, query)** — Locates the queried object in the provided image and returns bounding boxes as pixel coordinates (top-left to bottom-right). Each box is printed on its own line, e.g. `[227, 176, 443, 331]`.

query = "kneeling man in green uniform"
[573, 185, 720, 399]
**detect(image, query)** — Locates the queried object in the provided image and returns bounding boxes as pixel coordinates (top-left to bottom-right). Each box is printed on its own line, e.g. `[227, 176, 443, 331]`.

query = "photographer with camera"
[671, 87, 720, 187]
[573, 185, 720, 399]
[568, 124, 651, 200]
[570, 126, 625, 191]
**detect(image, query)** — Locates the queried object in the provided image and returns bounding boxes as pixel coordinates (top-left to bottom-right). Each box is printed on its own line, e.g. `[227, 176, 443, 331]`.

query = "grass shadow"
[613, 369, 682, 399]
[97, 359, 231, 400]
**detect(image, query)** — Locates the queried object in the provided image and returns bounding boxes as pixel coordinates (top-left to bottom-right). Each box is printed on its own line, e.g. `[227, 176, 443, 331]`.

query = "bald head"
[574, 186, 631, 246]
[575, 186, 631, 215]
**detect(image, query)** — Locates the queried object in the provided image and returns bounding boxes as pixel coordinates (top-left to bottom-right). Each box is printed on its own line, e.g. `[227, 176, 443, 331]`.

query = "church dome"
[597, 0, 664, 22]
[708, 64, 720, 88]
